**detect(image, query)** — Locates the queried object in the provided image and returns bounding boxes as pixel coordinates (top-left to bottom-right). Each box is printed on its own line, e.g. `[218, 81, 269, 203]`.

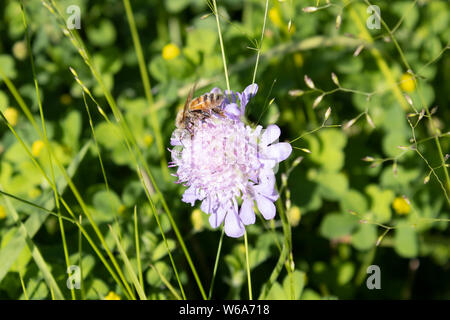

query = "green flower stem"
[208, 228, 225, 300]
[244, 230, 252, 300]
[212, 0, 231, 93]
[252, 0, 269, 84]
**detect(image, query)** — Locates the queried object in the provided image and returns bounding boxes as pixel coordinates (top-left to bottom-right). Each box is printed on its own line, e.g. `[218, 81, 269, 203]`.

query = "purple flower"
[169, 84, 292, 238]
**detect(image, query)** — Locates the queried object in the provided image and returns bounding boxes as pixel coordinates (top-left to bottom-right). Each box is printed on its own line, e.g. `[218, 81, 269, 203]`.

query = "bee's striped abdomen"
[189, 93, 224, 111]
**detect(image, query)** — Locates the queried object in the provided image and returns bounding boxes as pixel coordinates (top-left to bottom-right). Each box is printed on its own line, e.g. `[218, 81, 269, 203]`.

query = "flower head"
[392, 196, 410, 215]
[169, 84, 292, 238]
[400, 73, 415, 92]
[162, 43, 180, 60]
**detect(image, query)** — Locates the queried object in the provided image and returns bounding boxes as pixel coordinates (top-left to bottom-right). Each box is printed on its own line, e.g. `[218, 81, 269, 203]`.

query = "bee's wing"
[182, 83, 197, 121]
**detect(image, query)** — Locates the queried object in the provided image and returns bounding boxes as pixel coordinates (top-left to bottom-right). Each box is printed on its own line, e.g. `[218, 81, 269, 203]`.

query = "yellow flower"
[269, 7, 283, 28]
[287, 206, 301, 227]
[191, 209, 204, 232]
[60, 94, 73, 106]
[118, 205, 126, 215]
[293, 52, 303, 68]
[104, 291, 121, 300]
[162, 43, 180, 61]
[392, 197, 410, 215]
[4, 107, 19, 126]
[28, 188, 42, 199]
[400, 73, 415, 92]
[31, 140, 45, 157]
[0, 205, 6, 219]
[12, 41, 27, 61]
[144, 134, 154, 147]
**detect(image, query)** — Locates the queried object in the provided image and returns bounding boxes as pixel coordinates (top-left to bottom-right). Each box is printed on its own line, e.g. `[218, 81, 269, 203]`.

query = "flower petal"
[210, 87, 222, 95]
[253, 171, 279, 201]
[243, 83, 258, 98]
[182, 186, 199, 206]
[239, 198, 255, 225]
[224, 103, 241, 118]
[260, 124, 281, 146]
[224, 90, 238, 104]
[237, 83, 258, 114]
[255, 195, 276, 220]
[200, 196, 218, 214]
[224, 210, 245, 238]
[266, 142, 292, 162]
[209, 206, 226, 228]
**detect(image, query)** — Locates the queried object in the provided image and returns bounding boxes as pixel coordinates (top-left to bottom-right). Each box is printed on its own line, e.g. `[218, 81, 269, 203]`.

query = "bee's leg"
[212, 107, 224, 117]
[200, 110, 211, 117]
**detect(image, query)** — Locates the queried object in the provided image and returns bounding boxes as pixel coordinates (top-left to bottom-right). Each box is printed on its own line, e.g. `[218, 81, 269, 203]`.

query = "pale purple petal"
[182, 186, 199, 206]
[255, 195, 276, 220]
[209, 206, 226, 228]
[238, 83, 258, 114]
[253, 171, 279, 201]
[260, 125, 281, 146]
[210, 87, 222, 95]
[266, 142, 292, 162]
[224, 210, 245, 238]
[201, 197, 217, 214]
[243, 83, 258, 98]
[224, 103, 241, 119]
[239, 198, 255, 225]
[224, 90, 238, 104]
[170, 138, 182, 146]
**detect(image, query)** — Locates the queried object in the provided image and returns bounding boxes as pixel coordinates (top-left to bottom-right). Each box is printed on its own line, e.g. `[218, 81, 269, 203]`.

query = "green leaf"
[87, 19, 117, 47]
[61, 110, 82, 152]
[146, 261, 171, 287]
[165, 0, 191, 13]
[92, 190, 122, 221]
[94, 122, 122, 149]
[366, 185, 394, 223]
[0, 55, 17, 80]
[152, 239, 176, 261]
[337, 262, 355, 285]
[351, 224, 377, 251]
[265, 281, 286, 300]
[315, 171, 349, 201]
[307, 129, 347, 172]
[320, 213, 358, 239]
[282, 270, 306, 300]
[394, 223, 418, 258]
[340, 189, 368, 214]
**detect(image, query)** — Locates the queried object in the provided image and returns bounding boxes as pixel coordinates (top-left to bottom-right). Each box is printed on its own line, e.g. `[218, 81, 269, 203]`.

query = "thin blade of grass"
[19, 272, 29, 300]
[208, 228, 225, 300]
[134, 206, 144, 290]
[122, 0, 169, 181]
[150, 264, 182, 300]
[244, 230, 252, 300]
[108, 225, 147, 300]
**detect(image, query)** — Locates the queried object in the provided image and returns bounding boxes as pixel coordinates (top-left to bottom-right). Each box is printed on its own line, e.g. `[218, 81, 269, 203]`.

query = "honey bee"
[175, 84, 225, 131]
